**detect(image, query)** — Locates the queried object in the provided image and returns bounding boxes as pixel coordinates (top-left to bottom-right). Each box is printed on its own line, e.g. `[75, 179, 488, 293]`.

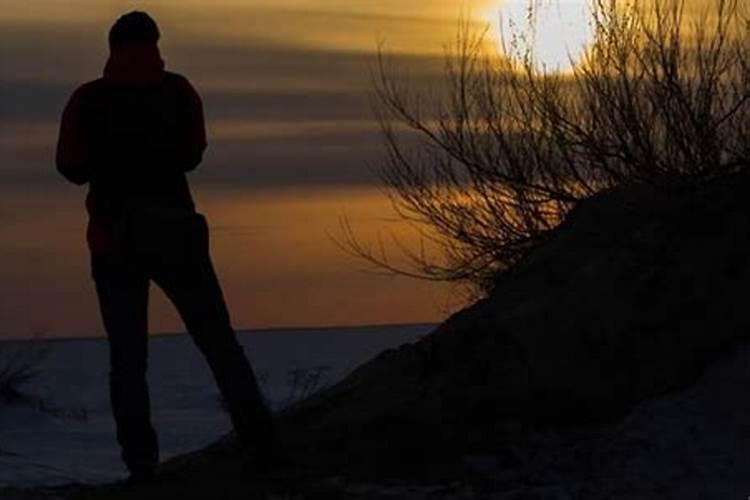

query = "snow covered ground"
[0, 324, 432, 488]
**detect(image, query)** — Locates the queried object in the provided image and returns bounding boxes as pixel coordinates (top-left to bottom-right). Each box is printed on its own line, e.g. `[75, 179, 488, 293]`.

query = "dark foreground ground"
[5, 341, 750, 499]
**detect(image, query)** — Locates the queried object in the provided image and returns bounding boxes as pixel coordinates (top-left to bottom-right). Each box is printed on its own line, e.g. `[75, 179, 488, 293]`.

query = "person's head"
[108, 11, 160, 49]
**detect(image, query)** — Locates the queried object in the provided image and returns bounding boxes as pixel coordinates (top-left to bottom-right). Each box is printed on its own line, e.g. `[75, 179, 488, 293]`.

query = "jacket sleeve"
[56, 87, 91, 185]
[177, 76, 207, 172]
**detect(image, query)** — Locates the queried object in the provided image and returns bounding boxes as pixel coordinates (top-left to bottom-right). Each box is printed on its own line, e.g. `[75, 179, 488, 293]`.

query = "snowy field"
[0, 324, 432, 487]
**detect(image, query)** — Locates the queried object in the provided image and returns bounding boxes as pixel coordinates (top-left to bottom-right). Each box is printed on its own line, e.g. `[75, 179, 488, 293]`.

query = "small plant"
[283, 364, 330, 409]
[217, 365, 330, 414]
[0, 338, 49, 406]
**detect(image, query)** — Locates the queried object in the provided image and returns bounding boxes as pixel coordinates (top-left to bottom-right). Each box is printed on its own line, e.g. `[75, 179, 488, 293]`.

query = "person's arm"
[56, 87, 91, 185]
[176, 76, 207, 172]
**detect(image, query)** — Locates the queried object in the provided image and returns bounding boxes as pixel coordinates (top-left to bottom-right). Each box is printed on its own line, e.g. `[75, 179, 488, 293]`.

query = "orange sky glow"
[1, 1, 508, 338]
[0, 1, 710, 338]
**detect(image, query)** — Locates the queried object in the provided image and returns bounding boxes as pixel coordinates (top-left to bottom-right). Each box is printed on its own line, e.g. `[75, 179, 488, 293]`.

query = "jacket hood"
[103, 44, 164, 84]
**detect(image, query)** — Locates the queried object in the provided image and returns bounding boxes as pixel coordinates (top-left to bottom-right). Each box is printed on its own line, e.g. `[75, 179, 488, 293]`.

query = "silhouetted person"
[56, 11, 276, 482]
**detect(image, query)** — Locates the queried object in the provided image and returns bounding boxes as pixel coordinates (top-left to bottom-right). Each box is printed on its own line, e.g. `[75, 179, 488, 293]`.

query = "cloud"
[0, 34, 438, 188]
[0, 4, 446, 190]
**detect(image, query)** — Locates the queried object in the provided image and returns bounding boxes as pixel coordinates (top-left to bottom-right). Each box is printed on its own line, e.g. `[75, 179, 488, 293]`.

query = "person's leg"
[149, 219, 276, 453]
[91, 251, 158, 475]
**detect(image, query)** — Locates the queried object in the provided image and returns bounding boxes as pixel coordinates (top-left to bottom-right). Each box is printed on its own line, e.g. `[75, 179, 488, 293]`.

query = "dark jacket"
[56, 45, 207, 253]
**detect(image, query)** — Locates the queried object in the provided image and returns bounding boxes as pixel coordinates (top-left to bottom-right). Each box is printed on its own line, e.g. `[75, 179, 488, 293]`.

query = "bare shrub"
[217, 365, 330, 413]
[284, 364, 330, 409]
[0, 338, 49, 406]
[342, 0, 750, 295]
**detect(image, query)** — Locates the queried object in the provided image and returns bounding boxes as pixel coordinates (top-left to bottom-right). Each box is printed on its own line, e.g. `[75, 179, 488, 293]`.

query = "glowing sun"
[488, 0, 595, 72]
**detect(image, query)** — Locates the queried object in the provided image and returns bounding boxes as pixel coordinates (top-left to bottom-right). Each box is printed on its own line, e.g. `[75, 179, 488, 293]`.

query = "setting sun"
[488, 0, 594, 72]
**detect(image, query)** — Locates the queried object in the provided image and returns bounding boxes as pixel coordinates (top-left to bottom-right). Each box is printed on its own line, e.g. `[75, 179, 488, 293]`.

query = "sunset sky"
[0, 0, 633, 339]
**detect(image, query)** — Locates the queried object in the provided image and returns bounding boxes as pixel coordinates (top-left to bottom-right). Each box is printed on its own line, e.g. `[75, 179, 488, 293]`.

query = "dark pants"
[91, 213, 275, 473]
